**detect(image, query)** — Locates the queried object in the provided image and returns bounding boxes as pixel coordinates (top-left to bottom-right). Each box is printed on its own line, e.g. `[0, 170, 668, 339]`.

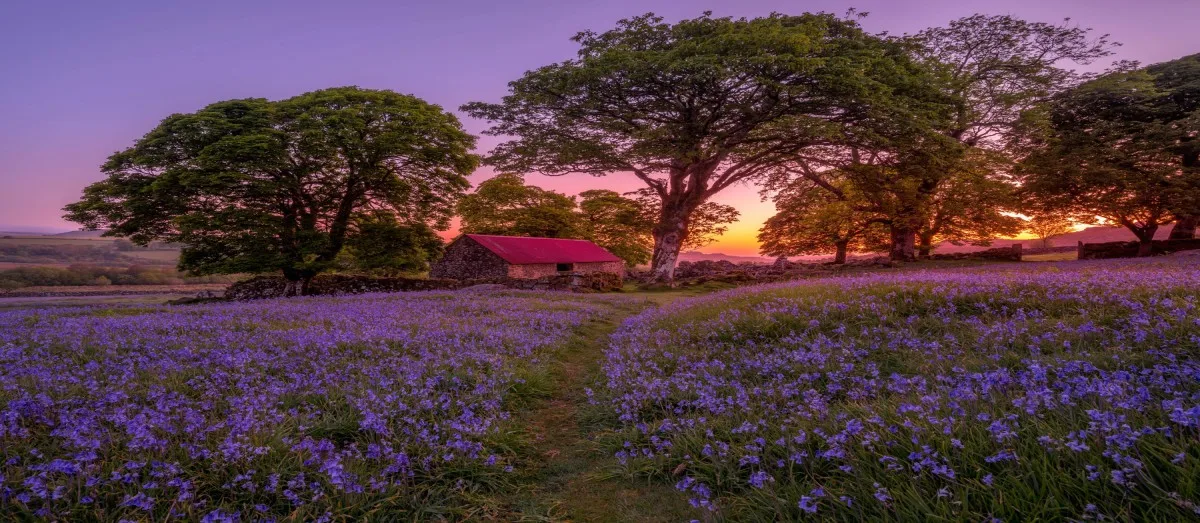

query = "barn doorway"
[556, 263, 574, 272]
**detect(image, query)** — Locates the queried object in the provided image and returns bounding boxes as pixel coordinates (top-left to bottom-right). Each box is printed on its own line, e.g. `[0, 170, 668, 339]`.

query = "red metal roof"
[465, 234, 622, 265]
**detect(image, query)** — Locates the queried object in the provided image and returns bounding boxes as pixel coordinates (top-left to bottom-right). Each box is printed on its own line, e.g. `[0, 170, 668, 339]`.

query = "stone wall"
[1077, 238, 1200, 259]
[429, 236, 509, 279]
[927, 244, 1023, 261]
[226, 272, 623, 300]
[507, 263, 560, 279]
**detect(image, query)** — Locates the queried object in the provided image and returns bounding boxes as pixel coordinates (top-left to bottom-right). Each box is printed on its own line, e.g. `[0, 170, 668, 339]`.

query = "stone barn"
[431, 234, 625, 280]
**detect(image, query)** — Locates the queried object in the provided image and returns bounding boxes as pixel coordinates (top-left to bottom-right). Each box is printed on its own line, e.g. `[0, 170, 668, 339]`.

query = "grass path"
[502, 297, 699, 522]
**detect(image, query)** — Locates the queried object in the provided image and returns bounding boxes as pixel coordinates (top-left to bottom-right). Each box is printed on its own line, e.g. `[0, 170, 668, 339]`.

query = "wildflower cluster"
[598, 259, 1200, 520]
[0, 290, 617, 519]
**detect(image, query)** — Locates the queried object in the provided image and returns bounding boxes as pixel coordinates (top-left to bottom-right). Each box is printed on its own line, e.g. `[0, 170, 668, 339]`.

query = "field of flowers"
[597, 258, 1200, 521]
[0, 290, 630, 520]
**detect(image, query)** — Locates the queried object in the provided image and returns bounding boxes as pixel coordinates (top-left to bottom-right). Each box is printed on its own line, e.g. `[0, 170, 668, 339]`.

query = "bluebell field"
[596, 258, 1200, 520]
[3, 258, 1200, 521]
[0, 291, 625, 520]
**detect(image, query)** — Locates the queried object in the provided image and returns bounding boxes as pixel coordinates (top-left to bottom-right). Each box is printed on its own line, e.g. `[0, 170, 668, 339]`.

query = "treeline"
[0, 265, 237, 290]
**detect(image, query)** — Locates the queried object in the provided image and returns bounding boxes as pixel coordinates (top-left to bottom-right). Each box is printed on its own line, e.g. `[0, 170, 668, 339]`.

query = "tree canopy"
[463, 12, 937, 281]
[1018, 54, 1200, 256]
[338, 212, 446, 276]
[456, 173, 584, 239]
[64, 87, 478, 294]
[759, 15, 1113, 261]
[759, 178, 887, 264]
[577, 189, 653, 267]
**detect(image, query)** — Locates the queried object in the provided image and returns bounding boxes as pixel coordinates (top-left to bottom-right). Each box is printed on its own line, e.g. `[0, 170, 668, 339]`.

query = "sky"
[1, 0, 1197, 255]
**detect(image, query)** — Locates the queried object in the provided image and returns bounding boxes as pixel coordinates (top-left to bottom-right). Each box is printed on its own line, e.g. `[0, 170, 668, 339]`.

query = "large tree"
[64, 87, 478, 295]
[463, 12, 936, 282]
[759, 178, 887, 264]
[456, 173, 584, 238]
[781, 15, 1117, 261]
[913, 153, 1025, 256]
[1019, 54, 1200, 256]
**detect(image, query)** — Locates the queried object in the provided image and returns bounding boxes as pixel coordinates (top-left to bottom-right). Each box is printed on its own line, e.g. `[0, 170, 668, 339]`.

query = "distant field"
[0, 262, 73, 269]
[120, 249, 180, 262]
[0, 236, 118, 245]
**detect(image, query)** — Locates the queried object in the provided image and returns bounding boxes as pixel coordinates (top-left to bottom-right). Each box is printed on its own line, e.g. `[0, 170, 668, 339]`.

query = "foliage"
[464, 12, 935, 281]
[1018, 54, 1200, 254]
[914, 152, 1025, 255]
[595, 258, 1200, 520]
[758, 178, 887, 263]
[912, 15, 1116, 150]
[776, 15, 1116, 261]
[577, 189, 653, 267]
[64, 87, 478, 293]
[339, 212, 445, 276]
[457, 173, 585, 239]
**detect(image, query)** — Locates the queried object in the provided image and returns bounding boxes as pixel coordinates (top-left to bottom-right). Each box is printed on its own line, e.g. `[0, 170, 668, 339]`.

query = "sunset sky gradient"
[2, 0, 1197, 255]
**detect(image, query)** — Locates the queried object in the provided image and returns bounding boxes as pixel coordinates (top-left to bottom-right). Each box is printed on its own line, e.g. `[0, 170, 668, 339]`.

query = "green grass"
[1023, 252, 1078, 261]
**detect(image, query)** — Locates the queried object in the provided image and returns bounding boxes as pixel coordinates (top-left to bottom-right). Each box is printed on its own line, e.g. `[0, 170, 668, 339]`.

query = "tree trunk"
[917, 234, 934, 258]
[282, 270, 315, 297]
[833, 241, 848, 264]
[1169, 215, 1197, 240]
[1134, 225, 1158, 257]
[647, 202, 693, 284]
[889, 225, 916, 262]
[283, 278, 304, 297]
[1137, 238, 1154, 257]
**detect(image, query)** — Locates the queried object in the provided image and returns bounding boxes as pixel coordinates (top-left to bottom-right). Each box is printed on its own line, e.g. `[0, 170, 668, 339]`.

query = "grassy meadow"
[1, 258, 1198, 521]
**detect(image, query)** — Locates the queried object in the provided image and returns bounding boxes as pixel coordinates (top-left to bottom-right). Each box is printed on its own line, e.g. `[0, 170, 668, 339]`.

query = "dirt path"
[505, 299, 698, 522]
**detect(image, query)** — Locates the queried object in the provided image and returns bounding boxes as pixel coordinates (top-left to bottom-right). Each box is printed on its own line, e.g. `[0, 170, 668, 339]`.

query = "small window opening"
[556, 263, 574, 272]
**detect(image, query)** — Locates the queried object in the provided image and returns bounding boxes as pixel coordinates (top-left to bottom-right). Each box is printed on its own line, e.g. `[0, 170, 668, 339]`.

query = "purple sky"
[2, 0, 1197, 254]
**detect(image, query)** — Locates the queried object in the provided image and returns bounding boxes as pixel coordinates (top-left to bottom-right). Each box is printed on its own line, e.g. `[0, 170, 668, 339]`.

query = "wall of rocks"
[927, 244, 1023, 261]
[1077, 238, 1200, 259]
[225, 272, 623, 300]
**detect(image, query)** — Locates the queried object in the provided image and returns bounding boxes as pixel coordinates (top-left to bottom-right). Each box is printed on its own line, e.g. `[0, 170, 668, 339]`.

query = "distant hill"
[53, 229, 109, 238]
[678, 251, 773, 264]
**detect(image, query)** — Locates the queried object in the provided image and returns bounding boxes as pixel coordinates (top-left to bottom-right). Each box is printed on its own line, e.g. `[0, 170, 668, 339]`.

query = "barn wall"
[506, 261, 625, 280]
[507, 264, 560, 279]
[430, 237, 510, 280]
[577, 261, 626, 276]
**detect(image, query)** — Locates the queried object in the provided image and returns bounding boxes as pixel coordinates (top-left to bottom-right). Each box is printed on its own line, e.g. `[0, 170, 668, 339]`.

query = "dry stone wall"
[1077, 238, 1200, 259]
[226, 272, 623, 300]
